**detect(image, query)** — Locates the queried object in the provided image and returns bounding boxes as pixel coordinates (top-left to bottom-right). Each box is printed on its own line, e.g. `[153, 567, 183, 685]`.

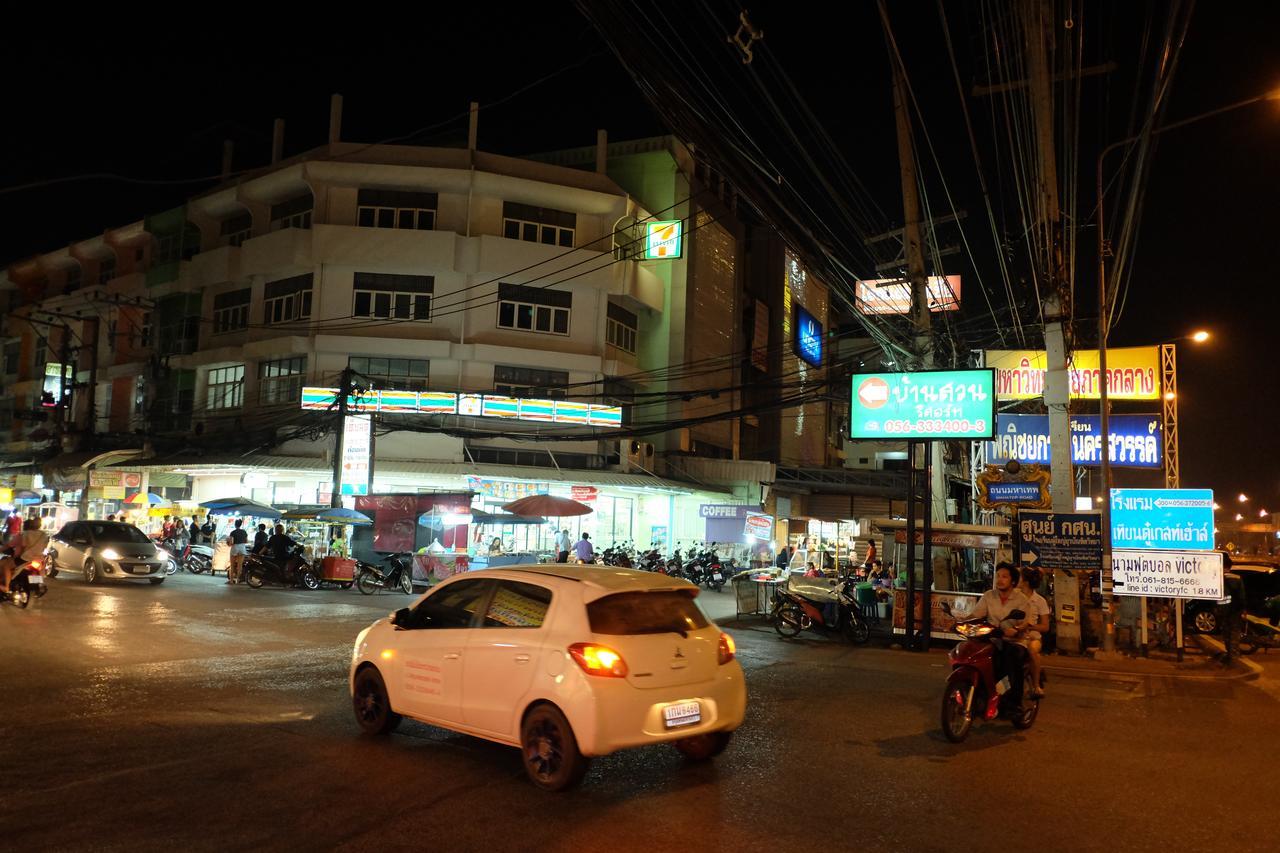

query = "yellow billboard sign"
[986, 347, 1161, 401]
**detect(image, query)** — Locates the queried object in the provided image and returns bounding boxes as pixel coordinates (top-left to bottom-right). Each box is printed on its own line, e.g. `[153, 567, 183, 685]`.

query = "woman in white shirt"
[1017, 566, 1051, 697]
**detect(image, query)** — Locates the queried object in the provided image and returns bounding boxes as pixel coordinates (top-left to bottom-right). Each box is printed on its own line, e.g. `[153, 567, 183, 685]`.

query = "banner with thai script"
[985, 347, 1161, 400]
[465, 477, 550, 501]
[986, 414, 1162, 468]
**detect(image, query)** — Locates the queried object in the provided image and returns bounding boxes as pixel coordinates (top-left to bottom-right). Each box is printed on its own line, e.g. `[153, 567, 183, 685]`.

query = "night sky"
[4, 3, 1277, 508]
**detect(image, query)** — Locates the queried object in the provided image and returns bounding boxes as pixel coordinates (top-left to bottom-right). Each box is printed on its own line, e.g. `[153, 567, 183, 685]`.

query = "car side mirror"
[391, 608, 411, 629]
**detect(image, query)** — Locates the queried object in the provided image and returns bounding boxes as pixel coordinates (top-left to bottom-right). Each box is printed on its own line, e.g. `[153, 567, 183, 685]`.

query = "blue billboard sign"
[1109, 488, 1214, 552]
[794, 305, 823, 367]
[986, 414, 1162, 469]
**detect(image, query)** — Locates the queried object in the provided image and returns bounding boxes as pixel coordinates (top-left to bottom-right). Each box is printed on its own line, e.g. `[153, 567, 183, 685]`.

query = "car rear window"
[90, 524, 151, 544]
[587, 591, 710, 636]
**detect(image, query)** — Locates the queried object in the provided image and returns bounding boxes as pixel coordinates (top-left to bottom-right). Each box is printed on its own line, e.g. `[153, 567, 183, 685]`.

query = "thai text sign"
[743, 514, 774, 537]
[301, 388, 622, 428]
[1017, 511, 1102, 573]
[986, 414, 1163, 468]
[465, 477, 550, 501]
[850, 369, 995, 440]
[1112, 549, 1223, 600]
[1109, 488, 1214, 551]
[340, 415, 371, 496]
[986, 482, 1046, 505]
[855, 275, 961, 315]
[986, 347, 1161, 401]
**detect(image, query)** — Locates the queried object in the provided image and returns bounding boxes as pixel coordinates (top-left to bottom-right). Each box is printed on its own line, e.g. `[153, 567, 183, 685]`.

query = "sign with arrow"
[1016, 511, 1103, 574]
[1109, 488, 1215, 552]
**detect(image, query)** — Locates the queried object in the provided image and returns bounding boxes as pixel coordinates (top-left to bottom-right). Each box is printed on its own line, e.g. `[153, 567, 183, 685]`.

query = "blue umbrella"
[199, 497, 282, 518]
[286, 507, 373, 525]
[12, 490, 42, 505]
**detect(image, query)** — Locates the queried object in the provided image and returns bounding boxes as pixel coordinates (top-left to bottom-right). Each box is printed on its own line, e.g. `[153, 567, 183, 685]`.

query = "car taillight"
[718, 632, 736, 665]
[568, 643, 628, 678]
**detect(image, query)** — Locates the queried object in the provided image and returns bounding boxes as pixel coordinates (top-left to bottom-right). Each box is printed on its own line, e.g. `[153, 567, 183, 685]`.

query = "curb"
[1191, 633, 1264, 681]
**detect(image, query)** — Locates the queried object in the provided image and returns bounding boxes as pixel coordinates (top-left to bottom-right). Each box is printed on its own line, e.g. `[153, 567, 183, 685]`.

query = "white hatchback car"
[349, 565, 747, 790]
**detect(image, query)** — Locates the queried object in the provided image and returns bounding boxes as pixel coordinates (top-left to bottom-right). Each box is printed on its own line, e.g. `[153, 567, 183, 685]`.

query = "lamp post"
[1095, 91, 1277, 654]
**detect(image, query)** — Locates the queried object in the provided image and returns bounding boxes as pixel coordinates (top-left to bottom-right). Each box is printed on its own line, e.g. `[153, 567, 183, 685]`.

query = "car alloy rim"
[526, 719, 563, 780]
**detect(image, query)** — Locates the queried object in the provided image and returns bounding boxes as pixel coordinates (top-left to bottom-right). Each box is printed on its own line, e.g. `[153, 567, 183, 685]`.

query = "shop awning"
[121, 453, 726, 495]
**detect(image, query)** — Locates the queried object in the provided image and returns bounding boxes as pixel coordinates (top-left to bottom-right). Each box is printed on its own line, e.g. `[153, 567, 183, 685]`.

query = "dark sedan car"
[1185, 555, 1280, 634]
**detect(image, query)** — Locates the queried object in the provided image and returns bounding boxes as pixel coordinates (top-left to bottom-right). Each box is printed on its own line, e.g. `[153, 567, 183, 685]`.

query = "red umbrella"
[502, 495, 594, 517]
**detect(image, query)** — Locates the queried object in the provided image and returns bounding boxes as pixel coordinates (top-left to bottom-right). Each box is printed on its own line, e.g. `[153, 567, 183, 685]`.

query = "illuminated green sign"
[643, 220, 683, 259]
[850, 369, 996, 440]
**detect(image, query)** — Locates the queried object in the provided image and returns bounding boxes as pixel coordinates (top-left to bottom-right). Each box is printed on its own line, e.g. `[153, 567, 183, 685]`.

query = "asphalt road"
[3, 570, 1278, 853]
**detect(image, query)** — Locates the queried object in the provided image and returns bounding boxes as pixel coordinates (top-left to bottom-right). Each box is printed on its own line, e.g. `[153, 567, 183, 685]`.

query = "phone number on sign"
[881, 419, 987, 435]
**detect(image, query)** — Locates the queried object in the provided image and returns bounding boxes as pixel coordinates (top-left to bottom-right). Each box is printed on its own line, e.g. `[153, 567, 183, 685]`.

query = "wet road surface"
[3, 570, 1278, 852]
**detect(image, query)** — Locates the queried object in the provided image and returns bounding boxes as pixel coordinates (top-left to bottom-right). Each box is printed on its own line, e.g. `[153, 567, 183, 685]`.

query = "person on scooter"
[0, 518, 49, 595]
[252, 523, 269, 555]
[968, 563, 1031, 705]
[1016, 566, 1050, 697]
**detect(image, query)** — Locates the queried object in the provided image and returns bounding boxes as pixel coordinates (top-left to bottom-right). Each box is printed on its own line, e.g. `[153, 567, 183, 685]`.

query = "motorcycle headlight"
[955, 621, 995, 639]
[100, 548, 122, 561]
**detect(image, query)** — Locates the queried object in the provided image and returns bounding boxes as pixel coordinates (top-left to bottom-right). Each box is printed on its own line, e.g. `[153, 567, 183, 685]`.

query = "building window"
[352, 272, 433, 321]
[98, 256, 116, 285]
[493, 365, 569, 398]
[259, 356, 306, 406]
[2, 342, 18, 376]
[271, 194, 313, 230]
[140, 312, 152, 348]
[134, 376, 146, 415]
[206, 365, 244, 411]
[501, 201, 575, 248]
[606, 302, 638, 354]
[348, 356, 429, 392]
[213, 288, 251, 334]
[264, 274, 313, 325]
[357, 189, 437, 231]
[220, 212, 253, 247]
[496, 282, 570, 336]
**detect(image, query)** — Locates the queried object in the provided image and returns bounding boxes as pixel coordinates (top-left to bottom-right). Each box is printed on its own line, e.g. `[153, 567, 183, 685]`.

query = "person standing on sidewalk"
[226, 518, 249, 585]
[1220, 555, 1246, 664]
[573, 533, 594, 564]
[555, 529, 572, 564]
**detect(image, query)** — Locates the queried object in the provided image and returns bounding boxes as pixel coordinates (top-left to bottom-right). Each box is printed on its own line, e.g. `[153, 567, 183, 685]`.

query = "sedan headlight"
[156, 548, 170, 560]
[100, 548, 122, 561]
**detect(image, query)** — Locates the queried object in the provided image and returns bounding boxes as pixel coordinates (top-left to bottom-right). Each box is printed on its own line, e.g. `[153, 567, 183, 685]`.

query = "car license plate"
[712, 572, 723, 581]
[663, 702, 701, 728]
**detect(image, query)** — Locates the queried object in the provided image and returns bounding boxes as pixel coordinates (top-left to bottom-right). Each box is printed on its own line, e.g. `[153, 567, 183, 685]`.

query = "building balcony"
[188, 245, 242, 287]
[240, 227, 313, 278]
[311, 224, 457, 270]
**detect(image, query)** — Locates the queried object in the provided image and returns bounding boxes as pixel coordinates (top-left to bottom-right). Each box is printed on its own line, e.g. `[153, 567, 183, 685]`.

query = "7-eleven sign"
[643, 220, 683, 259]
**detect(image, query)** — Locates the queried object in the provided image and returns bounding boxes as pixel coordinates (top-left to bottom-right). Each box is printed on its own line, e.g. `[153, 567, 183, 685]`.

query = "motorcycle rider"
[0, 518, 50, 595]
[966, 563, 1032, 705]
[266, 524, 297, 565]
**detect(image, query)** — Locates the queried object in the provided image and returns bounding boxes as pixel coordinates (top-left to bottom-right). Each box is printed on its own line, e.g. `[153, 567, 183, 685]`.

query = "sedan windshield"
[89, 523, 151, 544]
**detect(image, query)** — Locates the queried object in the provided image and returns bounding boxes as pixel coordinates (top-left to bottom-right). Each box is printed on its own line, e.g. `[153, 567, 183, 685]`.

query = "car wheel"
[1192, 609, 1218, 634]
[83, 559, 99, 585]
[520, 704, 590, 792]
[300, 571, 321, 591]
[352, 667, 401, 735]
[673, 731, 733, 761]
[150, 577, 165, 585]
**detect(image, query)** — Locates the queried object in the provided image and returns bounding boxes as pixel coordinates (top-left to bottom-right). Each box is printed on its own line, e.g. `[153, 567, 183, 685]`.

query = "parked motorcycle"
[773, 574, 869, 644]
[0, 558, 45, 609]
[600, 542, 634, 568]
[635, 546, 664, 573]
[181, 542, 214, 575]
[244, 545, 319, 591]
[939, 603, 1042, 743]
[356, 553, 415, 596]
[688, 547, 727, 592]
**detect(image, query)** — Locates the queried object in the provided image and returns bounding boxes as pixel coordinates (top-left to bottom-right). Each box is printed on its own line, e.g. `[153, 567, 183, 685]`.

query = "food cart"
[280, 506, 372, 588]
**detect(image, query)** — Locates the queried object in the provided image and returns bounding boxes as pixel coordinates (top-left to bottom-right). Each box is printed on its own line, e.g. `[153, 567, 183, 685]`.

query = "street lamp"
[1095, 91, 1278, 654]
[1236, 514, 1245, 522]
[1191, 330, 1210, 343]
[1240, 493, 1250, 503]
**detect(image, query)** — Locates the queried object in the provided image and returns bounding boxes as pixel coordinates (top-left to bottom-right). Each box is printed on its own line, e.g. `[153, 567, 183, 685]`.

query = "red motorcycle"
[939, 603, 1042, 743]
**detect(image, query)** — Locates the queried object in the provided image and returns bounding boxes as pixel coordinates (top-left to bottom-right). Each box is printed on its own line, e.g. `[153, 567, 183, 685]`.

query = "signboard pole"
[331, 369, 351, 508]
[921, 441, 933, 645]
[904, 441, 917, 649]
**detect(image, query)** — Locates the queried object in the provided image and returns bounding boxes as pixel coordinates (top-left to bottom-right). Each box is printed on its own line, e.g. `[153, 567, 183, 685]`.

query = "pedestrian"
[329, 529, 348, 559]
[226, 518, 249, 585]
[555, 528, 572, 563]
[201, 516, 215, 543]
[252, 522, 269, 555]
[1220, 554, 1246, 665]
[1016, 566, 1050, 696]
[189, 517, 202, 545]
[864, 538, 877, 570]
[573, 532, 594, 564]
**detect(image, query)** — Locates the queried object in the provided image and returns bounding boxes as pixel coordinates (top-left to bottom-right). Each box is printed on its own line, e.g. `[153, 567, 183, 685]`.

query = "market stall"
[458, 509, 548, 568]
[281, 506, 372, 587]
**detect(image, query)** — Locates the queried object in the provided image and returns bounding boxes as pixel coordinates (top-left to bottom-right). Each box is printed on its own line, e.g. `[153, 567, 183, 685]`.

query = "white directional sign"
[1111, 549, 1224, 600]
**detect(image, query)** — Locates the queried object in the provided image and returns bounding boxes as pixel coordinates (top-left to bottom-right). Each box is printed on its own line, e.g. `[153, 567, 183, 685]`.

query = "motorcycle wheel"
[245, 568, 265, 589]
[186, 558, 208, 575]
[1011, 697, 1040, 730]
[300, 571, 321, 591]
[774, 604, 804, 638]
[399, 571, 413, 595]
[843, 613, 871, 645]
[941, 672, 975, 743]
[356, 571, 379, 596]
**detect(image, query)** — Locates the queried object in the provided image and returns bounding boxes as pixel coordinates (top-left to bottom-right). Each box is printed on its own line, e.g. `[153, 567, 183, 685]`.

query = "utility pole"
[331, 368, 352, 509]
[1021, 0, 1075, 516]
